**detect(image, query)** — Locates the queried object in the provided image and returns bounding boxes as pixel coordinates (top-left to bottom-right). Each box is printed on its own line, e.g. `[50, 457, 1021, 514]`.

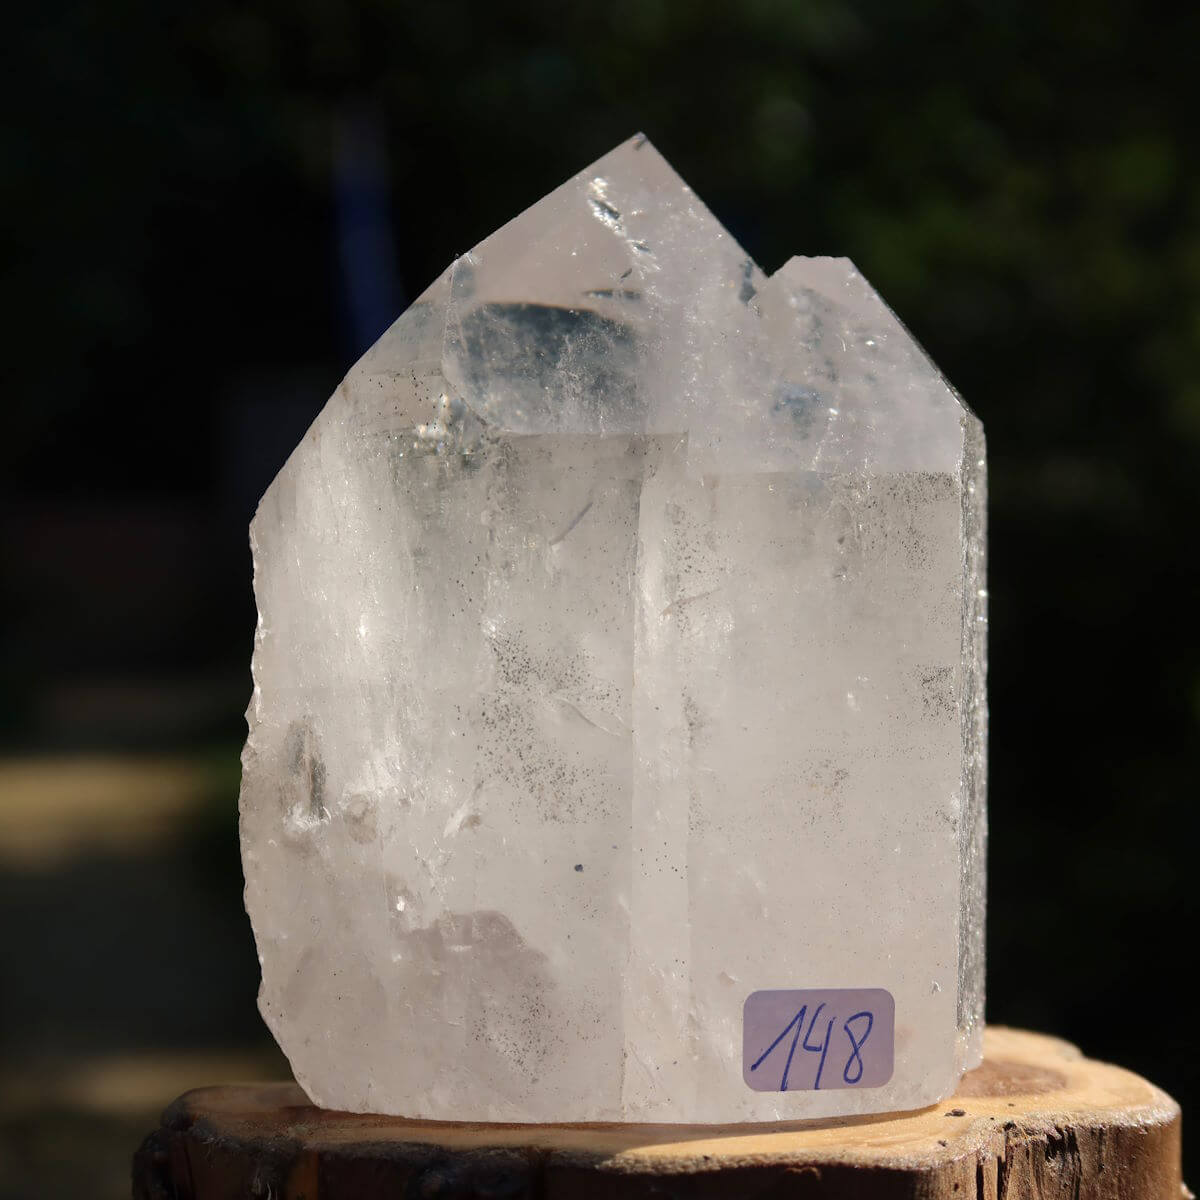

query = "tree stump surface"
[133, 1028, 1184, 1199]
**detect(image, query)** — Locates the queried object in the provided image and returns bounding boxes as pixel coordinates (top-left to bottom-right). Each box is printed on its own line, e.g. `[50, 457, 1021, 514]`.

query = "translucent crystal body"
[240, 135, 987, 1122]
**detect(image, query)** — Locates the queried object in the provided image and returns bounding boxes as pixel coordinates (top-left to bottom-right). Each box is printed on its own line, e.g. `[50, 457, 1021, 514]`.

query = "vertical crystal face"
[240, 135, 986, 1122]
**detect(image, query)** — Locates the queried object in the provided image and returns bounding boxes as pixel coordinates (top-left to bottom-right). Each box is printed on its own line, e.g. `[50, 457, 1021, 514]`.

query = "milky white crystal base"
[240, 135, 986, 1123]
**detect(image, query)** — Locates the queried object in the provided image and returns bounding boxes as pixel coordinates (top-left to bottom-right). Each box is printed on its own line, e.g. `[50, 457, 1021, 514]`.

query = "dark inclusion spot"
[459, 303, 639, 421]
[283, 718, 326, 818]
[551, 499, 594, 546]
[574, 863, 584, 872]
[739, 258, 757, 304]
[589, 196, 622, 223]
[584, 288, 642, 301]
[774, 384, 824, 436]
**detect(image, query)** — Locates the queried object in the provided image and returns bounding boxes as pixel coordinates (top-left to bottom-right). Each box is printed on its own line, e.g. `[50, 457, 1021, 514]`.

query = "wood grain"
[132, 1028, 1184, 1198]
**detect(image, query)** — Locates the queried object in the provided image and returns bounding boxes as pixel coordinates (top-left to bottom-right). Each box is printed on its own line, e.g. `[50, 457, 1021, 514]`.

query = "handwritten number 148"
[750, 1004, 874, 1090]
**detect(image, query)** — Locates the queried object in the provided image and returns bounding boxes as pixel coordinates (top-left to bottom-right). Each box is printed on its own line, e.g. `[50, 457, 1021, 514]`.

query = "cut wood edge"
[139, 1028, 1186, 1200]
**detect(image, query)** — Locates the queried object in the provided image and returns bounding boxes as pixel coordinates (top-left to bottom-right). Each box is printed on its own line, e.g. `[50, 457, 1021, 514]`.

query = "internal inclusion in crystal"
[240, 134, 986, 1124]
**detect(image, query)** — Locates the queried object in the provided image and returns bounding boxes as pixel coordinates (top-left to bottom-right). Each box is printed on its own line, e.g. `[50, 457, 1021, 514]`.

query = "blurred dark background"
[2, 1, 1197, 1195]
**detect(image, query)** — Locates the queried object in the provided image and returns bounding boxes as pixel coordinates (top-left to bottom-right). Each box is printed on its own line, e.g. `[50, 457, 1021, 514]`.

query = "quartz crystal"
[240, 135, 987, 1123]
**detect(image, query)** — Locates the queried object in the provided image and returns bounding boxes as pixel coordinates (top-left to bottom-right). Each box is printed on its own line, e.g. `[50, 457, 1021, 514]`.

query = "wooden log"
[133, 1028, 1184, 1199]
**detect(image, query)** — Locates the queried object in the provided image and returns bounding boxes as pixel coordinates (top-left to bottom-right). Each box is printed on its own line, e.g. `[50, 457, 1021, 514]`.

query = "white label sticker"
[743, 988, 894, 1092]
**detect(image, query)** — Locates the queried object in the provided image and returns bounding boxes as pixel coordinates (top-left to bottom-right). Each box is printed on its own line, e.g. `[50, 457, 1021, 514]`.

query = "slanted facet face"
[240, 135, 986, 1122]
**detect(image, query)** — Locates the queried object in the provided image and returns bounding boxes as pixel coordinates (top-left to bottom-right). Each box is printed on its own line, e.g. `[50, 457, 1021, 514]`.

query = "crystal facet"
[240, 135, 987, 1122]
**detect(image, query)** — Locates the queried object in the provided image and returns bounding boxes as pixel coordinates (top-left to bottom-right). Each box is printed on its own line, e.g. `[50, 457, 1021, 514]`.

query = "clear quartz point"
[240, 133, 986, 1122]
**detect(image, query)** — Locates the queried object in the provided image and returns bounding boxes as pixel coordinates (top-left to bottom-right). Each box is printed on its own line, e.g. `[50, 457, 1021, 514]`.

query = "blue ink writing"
[749, 1005, 807, 1091]
[842, 1010, 874, 1085]
[801, 1004, 835, 1089]
[752, 1002, 876, 1091]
